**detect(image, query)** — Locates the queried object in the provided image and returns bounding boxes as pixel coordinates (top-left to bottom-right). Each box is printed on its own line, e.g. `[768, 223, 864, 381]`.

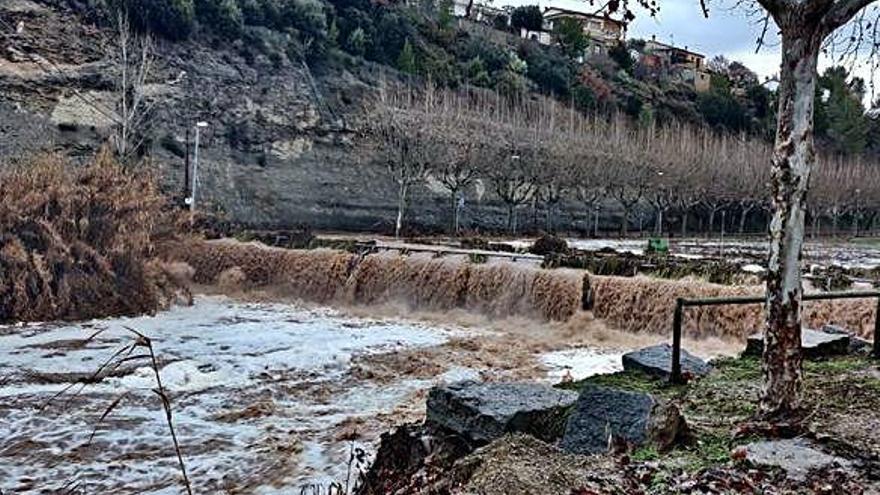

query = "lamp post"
[190, 121, 209, 213]
[655, 171, 664, 236]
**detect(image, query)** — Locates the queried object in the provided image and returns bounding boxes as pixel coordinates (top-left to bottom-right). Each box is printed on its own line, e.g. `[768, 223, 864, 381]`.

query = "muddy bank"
[165, 239, 878, 341]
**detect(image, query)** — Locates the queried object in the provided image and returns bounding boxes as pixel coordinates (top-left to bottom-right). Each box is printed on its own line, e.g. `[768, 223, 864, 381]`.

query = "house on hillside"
[643, 36, 711, 92]
[452, 0, 510, 24]
[514, 6, 626, 55]
[542, 7, 625, 50]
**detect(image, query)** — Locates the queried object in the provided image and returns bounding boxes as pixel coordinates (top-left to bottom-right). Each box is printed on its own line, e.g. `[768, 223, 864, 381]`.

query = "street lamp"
[190, 121, 209, 213]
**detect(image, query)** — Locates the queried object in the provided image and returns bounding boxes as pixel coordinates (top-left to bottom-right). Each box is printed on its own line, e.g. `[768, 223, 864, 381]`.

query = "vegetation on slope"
[0, 151, 184, 322]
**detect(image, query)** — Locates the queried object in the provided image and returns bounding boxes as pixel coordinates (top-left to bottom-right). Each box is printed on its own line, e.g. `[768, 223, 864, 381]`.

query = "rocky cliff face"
[0, 0, 596, 233]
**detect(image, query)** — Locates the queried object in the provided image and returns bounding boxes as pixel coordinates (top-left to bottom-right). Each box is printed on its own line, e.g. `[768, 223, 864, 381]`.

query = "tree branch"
[822, 0, 875, 32]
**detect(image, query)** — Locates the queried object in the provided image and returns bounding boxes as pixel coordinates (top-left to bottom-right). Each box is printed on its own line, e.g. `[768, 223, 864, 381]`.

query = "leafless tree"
[365, 88, 436, 238]
[111, 11, 155, 166]
[488, 127, 539, 234]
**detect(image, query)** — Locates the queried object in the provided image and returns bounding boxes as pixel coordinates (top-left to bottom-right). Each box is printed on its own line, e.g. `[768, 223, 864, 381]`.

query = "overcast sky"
[495, 0, 878, 102]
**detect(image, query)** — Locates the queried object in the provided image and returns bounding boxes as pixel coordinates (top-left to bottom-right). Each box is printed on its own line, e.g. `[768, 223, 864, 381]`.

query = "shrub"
[0, 151, 182, 323]
[510, 5, 543, 32]
[456, 37, 509, 73]
[281, 0, 328, 40]
[608, 42, 634, 72]
[521, 45, 572, 96]
[195, 0, 244, 39]
[530, 233, 569, 256]
[346, 27, 367, 56]
[397, 38, 417, 73]
[115, 0, 196, 40]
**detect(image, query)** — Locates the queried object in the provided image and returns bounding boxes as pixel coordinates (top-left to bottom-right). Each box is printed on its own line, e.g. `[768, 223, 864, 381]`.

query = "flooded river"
[0, 296, 622, 494]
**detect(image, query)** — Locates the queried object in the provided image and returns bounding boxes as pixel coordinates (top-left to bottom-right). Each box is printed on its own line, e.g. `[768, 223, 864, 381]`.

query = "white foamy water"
[0, 296, 468, 494]
[0, 296, 632, 494]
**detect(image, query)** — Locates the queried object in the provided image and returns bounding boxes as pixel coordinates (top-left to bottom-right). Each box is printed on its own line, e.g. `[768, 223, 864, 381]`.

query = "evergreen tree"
[510, 5, 543, 32]
[438, 0, 454, 30]
[552, 18, 588, 59]
[397, 38, 417, 74]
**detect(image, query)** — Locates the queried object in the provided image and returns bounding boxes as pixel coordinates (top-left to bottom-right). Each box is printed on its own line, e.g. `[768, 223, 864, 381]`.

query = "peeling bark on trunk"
[761, 27, 821, 418]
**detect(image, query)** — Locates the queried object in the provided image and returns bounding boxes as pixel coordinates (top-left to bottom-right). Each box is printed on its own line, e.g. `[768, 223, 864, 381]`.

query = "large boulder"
[622, 344, 711, 380]
[426, 381, 578, 444]
[820, 324, 873, 355]
[740, 439, 852, 481]
[560, 385, 686, 455]
[744, 328, 850, 358]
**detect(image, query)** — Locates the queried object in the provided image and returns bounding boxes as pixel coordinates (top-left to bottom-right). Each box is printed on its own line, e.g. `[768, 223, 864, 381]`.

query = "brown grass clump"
[591, 275, 877, 340]
[0, 152, 182, 323]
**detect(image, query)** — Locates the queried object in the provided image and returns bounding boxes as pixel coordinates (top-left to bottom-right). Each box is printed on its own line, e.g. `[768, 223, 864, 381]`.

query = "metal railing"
[670, 290, 880, 383]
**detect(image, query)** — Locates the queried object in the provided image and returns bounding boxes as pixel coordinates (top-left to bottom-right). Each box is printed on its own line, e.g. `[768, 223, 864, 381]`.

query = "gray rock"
[744, 328, 850, 358]
[426, 381, 578, 444]
[821, 324, 873, 355]
[560, 385, 686, 455]
[742, 438, 851, 481]
[622, 344, 711, 380]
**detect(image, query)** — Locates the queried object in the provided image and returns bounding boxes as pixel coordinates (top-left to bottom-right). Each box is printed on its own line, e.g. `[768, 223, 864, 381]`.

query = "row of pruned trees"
[364, 85, 880, 238]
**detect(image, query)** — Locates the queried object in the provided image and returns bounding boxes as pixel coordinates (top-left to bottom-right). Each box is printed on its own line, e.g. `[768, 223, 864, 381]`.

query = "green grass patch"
[804, 356, 872, 376]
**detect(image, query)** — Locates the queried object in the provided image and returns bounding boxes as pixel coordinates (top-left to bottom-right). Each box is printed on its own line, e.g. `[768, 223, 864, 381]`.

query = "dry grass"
[0, 151, 183, 322]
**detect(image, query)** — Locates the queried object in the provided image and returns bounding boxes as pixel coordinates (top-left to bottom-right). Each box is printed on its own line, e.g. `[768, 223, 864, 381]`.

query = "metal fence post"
[874, 296, 880, 359]
[671, 298, 684, 384]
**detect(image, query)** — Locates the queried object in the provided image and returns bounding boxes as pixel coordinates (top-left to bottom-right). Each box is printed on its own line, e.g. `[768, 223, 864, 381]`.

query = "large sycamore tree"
[743, 0, 875, 419]
[602, 0, 878, 418]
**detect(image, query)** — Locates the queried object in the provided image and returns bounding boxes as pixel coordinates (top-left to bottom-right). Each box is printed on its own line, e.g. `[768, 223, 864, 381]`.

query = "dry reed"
[0, 152, 181, 323]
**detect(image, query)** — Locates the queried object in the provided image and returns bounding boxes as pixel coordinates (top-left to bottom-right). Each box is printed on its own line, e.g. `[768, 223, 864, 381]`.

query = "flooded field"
[504, 237, 880, 269]
[0, 296, 626, 494]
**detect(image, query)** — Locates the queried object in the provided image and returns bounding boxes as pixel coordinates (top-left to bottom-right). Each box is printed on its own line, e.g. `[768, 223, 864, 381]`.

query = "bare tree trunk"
[739, 205, 754, 234]
[762, 29, 820, 418]
[593, 206, 600, 238]
[620, 206, 629, 237]
[655, 208, 663, 236]
[708, 208, 717, 238]
[506, 204, 516, 234]
[450, 189, 460, 235]
[395, 182, 408, 238]
[681, 211, 688, 238]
